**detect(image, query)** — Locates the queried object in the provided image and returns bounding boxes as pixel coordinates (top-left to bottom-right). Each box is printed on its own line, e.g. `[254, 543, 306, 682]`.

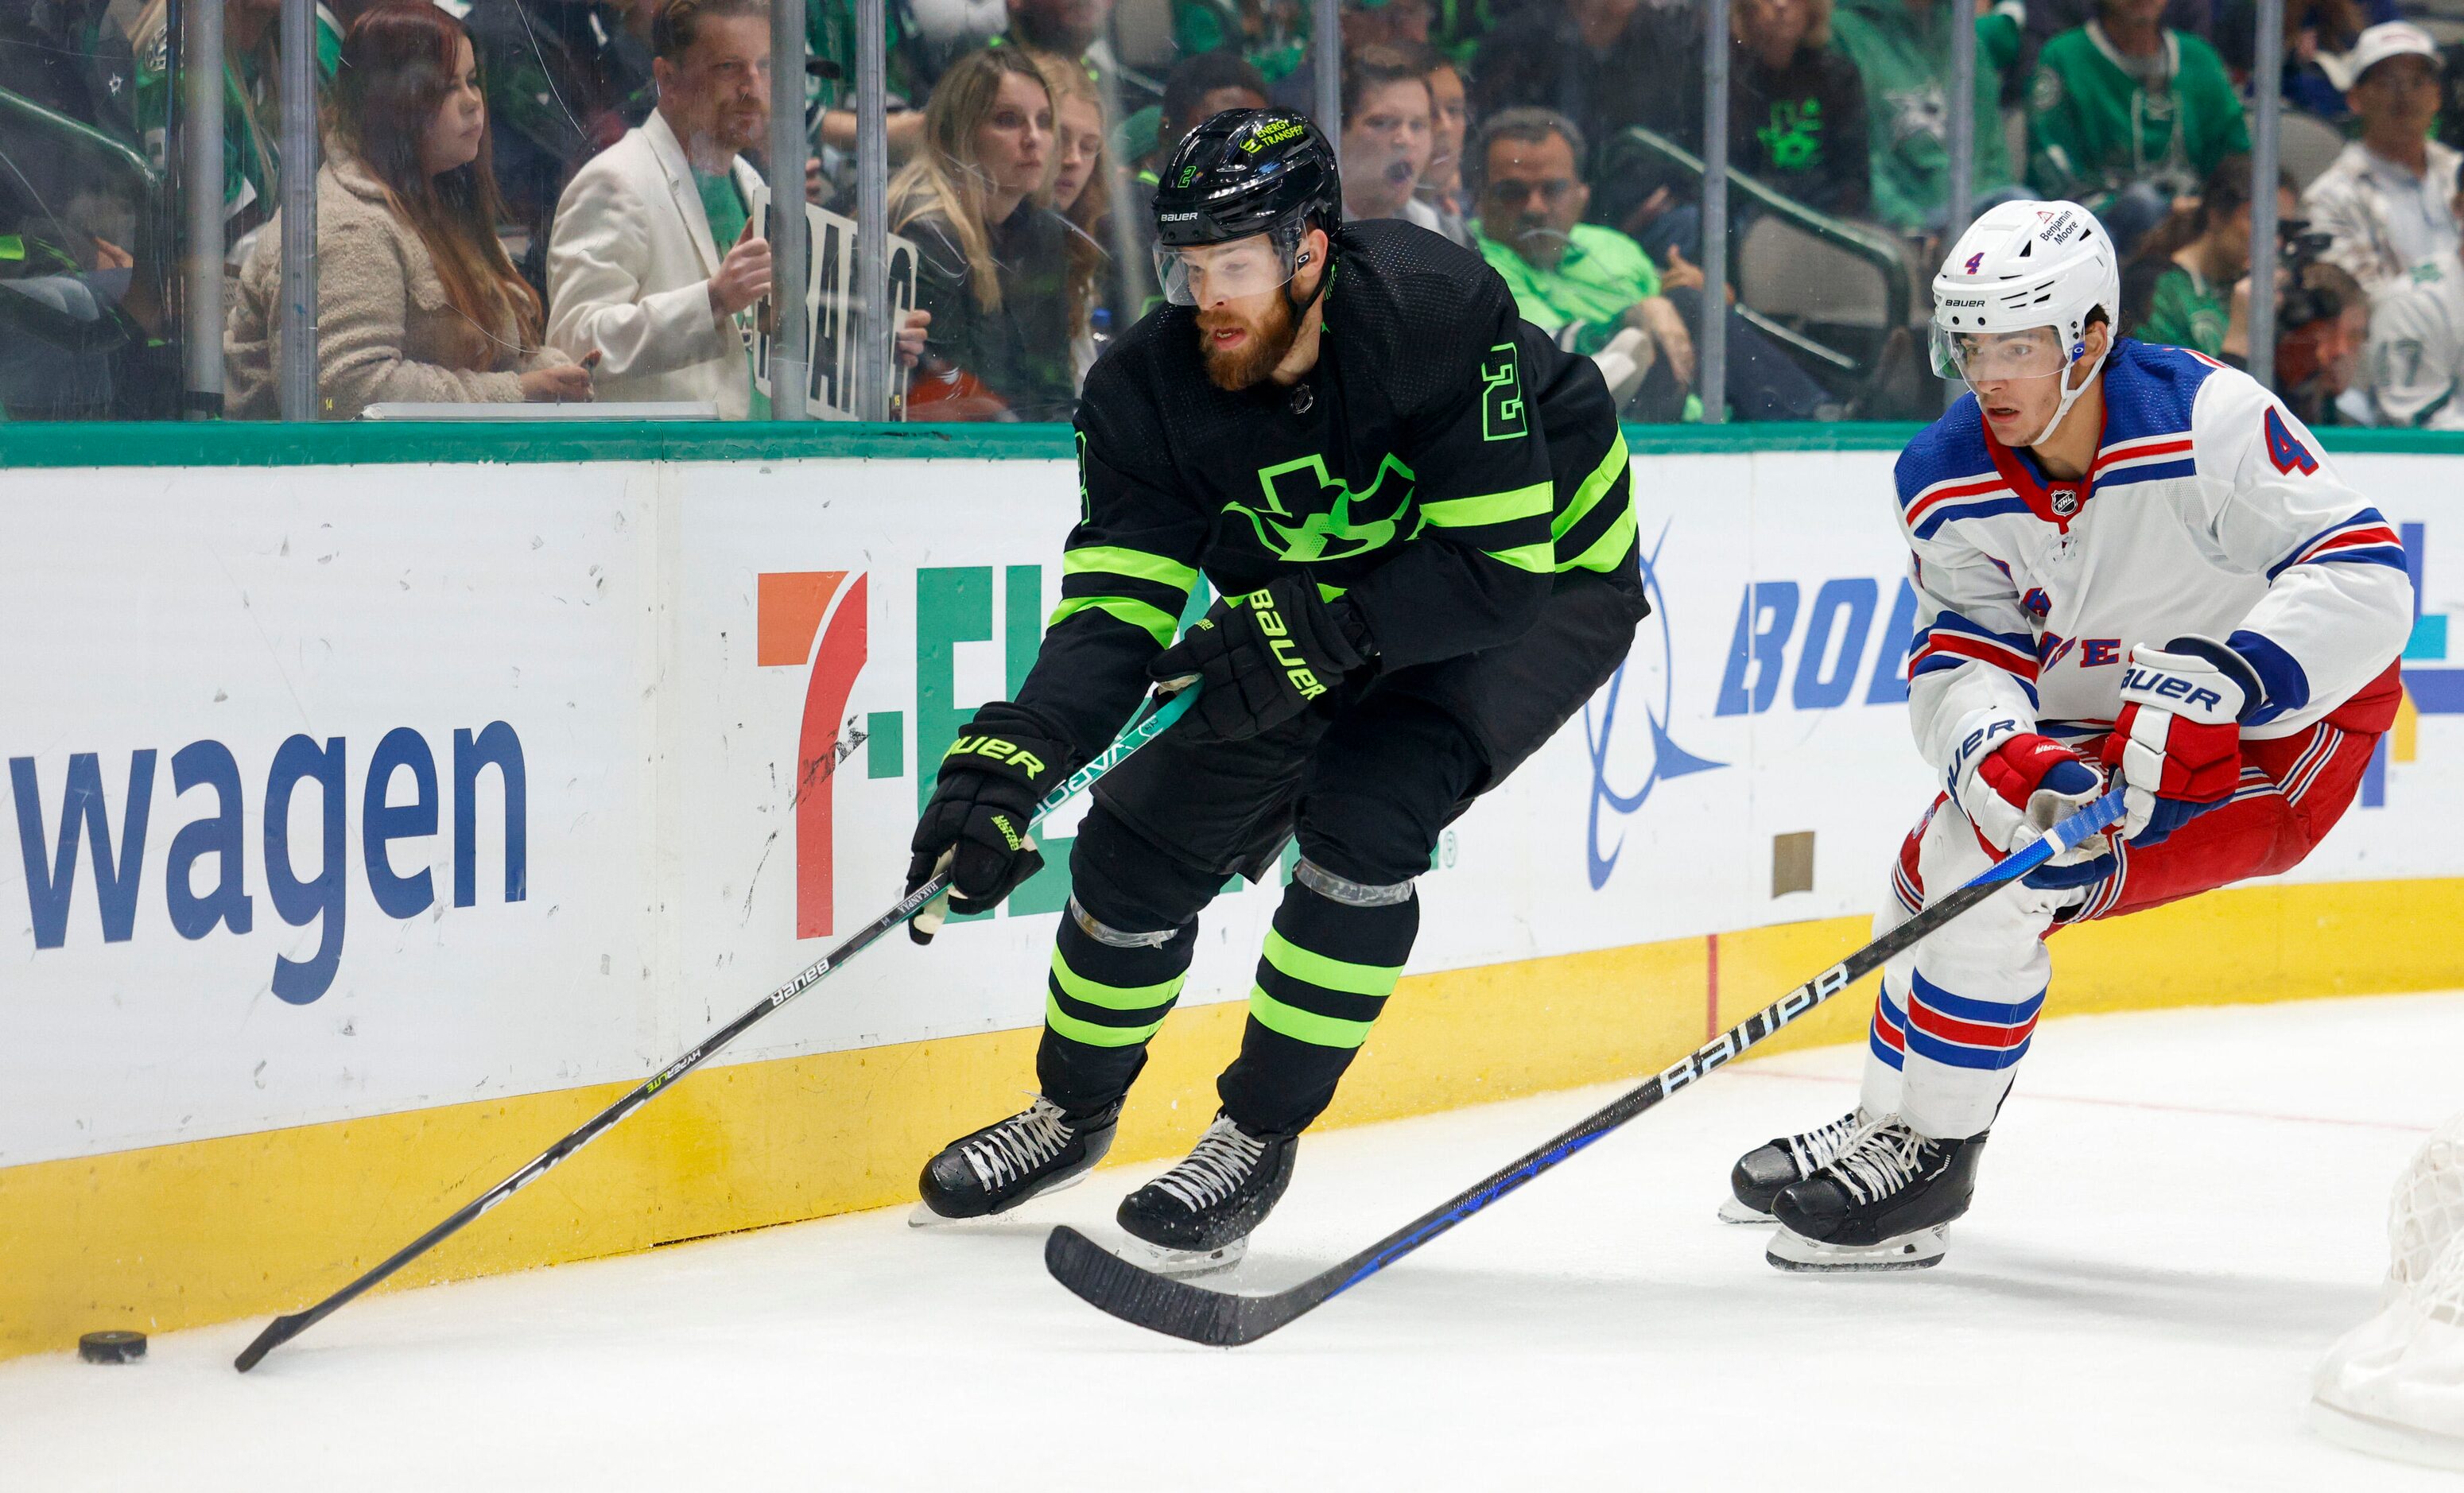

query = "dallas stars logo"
[1223, 453, 1420, 562]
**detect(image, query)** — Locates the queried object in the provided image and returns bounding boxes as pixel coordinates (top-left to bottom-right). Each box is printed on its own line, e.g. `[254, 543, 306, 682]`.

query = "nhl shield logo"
[2050, 489, 2080, 517]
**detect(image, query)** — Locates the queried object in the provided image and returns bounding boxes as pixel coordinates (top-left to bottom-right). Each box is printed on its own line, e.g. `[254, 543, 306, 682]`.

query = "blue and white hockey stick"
[1046, 785, 2128, 1347]
[236, 689, 1196, 1372]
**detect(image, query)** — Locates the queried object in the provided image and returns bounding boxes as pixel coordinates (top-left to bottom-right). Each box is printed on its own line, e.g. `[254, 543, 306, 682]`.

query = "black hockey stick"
[235, 691, 1195, 1372]
[1044, 785, 2126, 1347]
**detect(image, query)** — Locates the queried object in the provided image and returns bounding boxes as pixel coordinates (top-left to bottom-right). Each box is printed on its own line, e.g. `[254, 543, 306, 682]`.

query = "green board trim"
[10, 418, 2464, 469]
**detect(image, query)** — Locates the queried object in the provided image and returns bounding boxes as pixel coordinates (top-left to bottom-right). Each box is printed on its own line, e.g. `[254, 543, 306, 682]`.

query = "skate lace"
[960, 1098, 1073, 1192]
[1827, 1121, 1937, 1207]
[1151, 1116, 1266, 1213]
[1784, 1111, 1864, 1175]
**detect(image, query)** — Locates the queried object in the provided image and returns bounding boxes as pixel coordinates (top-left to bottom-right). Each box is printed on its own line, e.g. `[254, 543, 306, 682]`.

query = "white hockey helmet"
[1930, 200, 2122, 443]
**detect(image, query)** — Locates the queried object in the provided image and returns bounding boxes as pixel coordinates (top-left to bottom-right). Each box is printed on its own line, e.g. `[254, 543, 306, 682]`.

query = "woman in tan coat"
[227, 3, 588, 418]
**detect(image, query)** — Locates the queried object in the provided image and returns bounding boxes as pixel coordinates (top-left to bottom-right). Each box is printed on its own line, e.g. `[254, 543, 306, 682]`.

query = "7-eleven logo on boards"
[757, 571, 868, 937]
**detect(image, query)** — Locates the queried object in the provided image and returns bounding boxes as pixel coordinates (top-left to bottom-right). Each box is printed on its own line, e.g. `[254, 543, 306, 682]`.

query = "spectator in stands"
[1730, 0, 1870, 220]
[2122, 156, 2289, 365]
[2278, 258, 2367, 426]
[0, 0, 154, 417]
[807, 0, 937, 165]
[1038, 53, 1112, 384]
[2361, 161, 2464, 428]
[1271, 0, 1434, 115]
[1469, 108, 1833, 421]
[2214, 0, 2383, 122]
[892, 46, 1077, 419]
[2027, 0, 2210, 46]
[2027, 0, 2248, 258]
[1470, 0, 1703, 258]
[227, 4, 588, 418]
[2303, 22, 2461, 297]
[1418, 47, 1473, 244]
[129, 0, 339, 270]
[1340, 46, 1449, 239]
[549, 0, 776, 417]
[464, 0, 656, 289]
[1830, 0, 2024, 237]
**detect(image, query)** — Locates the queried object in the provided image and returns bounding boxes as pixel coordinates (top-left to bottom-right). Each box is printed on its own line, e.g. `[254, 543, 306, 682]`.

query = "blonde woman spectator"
[227, 4, 586, 417]
[1038, 54, 1111, 386]
[892, 47, 1074, 420]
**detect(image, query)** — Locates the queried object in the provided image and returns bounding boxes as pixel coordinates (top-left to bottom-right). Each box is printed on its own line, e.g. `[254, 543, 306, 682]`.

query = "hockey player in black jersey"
[905, 109, 1648, 1273]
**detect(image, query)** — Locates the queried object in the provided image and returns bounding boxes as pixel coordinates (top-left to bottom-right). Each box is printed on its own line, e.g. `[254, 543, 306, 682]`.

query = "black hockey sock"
[1036, 913, 1197, 1119]
[1217, 878, 1419, 1136]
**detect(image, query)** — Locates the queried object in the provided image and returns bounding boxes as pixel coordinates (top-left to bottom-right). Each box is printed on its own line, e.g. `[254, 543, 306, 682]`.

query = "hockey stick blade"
[234, 690, 1193, 1372]
[1044, 787, 2124, 1346]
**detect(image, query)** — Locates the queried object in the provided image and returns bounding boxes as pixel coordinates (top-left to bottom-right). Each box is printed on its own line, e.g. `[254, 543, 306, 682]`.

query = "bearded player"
[901, 110, 1646, 1273]
[1725, 200, 2413, 1270]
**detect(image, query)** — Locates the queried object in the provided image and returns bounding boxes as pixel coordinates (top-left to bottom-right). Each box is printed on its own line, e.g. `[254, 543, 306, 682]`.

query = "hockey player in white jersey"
[1725, 200, 2415, 1270]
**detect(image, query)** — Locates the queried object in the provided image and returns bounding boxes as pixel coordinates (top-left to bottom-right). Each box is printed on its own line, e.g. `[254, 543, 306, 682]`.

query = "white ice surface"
[7, 992, 2463, 1492]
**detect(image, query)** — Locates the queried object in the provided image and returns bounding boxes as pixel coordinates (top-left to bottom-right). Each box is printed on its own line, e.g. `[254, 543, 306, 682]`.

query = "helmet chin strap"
[2021, 338, 2108, 450]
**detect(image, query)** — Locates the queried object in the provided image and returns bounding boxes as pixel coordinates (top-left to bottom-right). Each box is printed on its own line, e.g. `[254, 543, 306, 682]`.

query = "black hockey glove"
[906, 704, 1071, 944]
[1147, 575, 1372, 742]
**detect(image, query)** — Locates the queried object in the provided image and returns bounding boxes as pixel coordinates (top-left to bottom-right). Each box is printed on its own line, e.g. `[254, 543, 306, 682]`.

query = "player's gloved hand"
[906, 704, 1069, 944]
[1946, 709, 2113, 889]
[2099, 636, 2258, 847]
[1148, 575, 1372, 742]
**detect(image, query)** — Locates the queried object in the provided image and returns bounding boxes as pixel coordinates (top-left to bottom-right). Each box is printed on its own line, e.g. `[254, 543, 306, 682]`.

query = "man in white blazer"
[548, 0, 775, 417]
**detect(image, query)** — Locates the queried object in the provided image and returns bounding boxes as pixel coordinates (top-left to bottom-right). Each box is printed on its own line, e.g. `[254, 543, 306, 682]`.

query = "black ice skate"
[1765, 1119, 1986, 1272]
[1721, 1107, 1871, 1223]
[911, 1097, 1117, 1225]
[1114, 1113, 1297, 1276]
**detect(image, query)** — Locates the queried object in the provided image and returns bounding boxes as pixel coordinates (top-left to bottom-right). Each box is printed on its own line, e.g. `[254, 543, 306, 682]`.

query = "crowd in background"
[10, 0, 2464, 425]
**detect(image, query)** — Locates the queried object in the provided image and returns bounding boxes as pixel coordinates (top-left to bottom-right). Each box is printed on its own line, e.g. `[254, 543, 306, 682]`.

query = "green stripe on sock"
[1552, 432, 1631, 541]
[1046, 595, 1178, 647]
[1421, 481, 1551, 529]
[1046, 992, 1168, 1047]
[1062, 545, 1199, 593]
[1049, 948, 1185, 1011]
[1248, 983, 1377, 1049]
[1261, 929, 1403, 996]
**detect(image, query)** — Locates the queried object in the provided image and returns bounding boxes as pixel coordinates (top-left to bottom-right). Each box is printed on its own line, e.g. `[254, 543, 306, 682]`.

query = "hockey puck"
[78, 1330, 146, 1365]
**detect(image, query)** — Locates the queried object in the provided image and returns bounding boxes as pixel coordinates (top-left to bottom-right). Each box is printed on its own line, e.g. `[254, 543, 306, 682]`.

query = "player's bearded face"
[1196, 288, 1300, 391]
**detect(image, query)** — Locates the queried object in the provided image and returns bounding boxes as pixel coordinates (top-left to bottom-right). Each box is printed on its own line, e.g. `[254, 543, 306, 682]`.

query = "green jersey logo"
[1224, 452, 1419, 562]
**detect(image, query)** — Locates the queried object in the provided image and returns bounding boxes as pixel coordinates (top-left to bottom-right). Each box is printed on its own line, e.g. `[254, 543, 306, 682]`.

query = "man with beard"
[548, 0, 775, 417]
[905, 110, 1648, 1274]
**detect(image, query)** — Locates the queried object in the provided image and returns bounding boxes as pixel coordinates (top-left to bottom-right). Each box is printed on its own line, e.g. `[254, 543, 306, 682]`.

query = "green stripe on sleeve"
[1483, 541, 1555, 573]
[1061, 545, 1200, 593]
[1050, 948, 1185, 1011]
[1420, 480, 1552, 529]
[1248, 983, 1377, 1049]
[1563, 504, 1639, 574]
[1046, 992, 1169, 1046]
[1046, 595, 1179, 646]
[1553, 432, 1631, 541]
[1261, 929, 1404, 996]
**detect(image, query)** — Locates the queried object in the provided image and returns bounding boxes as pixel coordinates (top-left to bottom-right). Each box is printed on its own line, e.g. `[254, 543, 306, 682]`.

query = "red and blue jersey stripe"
[2267, 509, 2407, 580]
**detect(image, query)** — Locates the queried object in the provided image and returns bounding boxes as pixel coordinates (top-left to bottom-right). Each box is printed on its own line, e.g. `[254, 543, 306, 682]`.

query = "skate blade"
[1717, 1196, 1775, 1225]
[1123, 1235, 1248, 1278]
[1765, 1224, 1947, 1273]
[906, 1168, 1091, 1228]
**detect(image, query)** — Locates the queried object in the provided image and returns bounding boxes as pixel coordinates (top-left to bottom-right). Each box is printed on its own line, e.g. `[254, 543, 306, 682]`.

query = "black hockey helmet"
[1151, 108, 1341, 251]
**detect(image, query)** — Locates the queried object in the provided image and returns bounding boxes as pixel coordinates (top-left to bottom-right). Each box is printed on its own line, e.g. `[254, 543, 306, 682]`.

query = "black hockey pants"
[1037, 566, 1649, 1136]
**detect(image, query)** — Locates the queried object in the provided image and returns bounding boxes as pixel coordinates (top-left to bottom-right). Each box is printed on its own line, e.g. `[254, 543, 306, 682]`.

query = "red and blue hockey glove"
[906, 704, 1071, 944]
[1946, 709, 2113, 886]
[1148, 574, 1372, 742]
[2099, 636, 2258, 847]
